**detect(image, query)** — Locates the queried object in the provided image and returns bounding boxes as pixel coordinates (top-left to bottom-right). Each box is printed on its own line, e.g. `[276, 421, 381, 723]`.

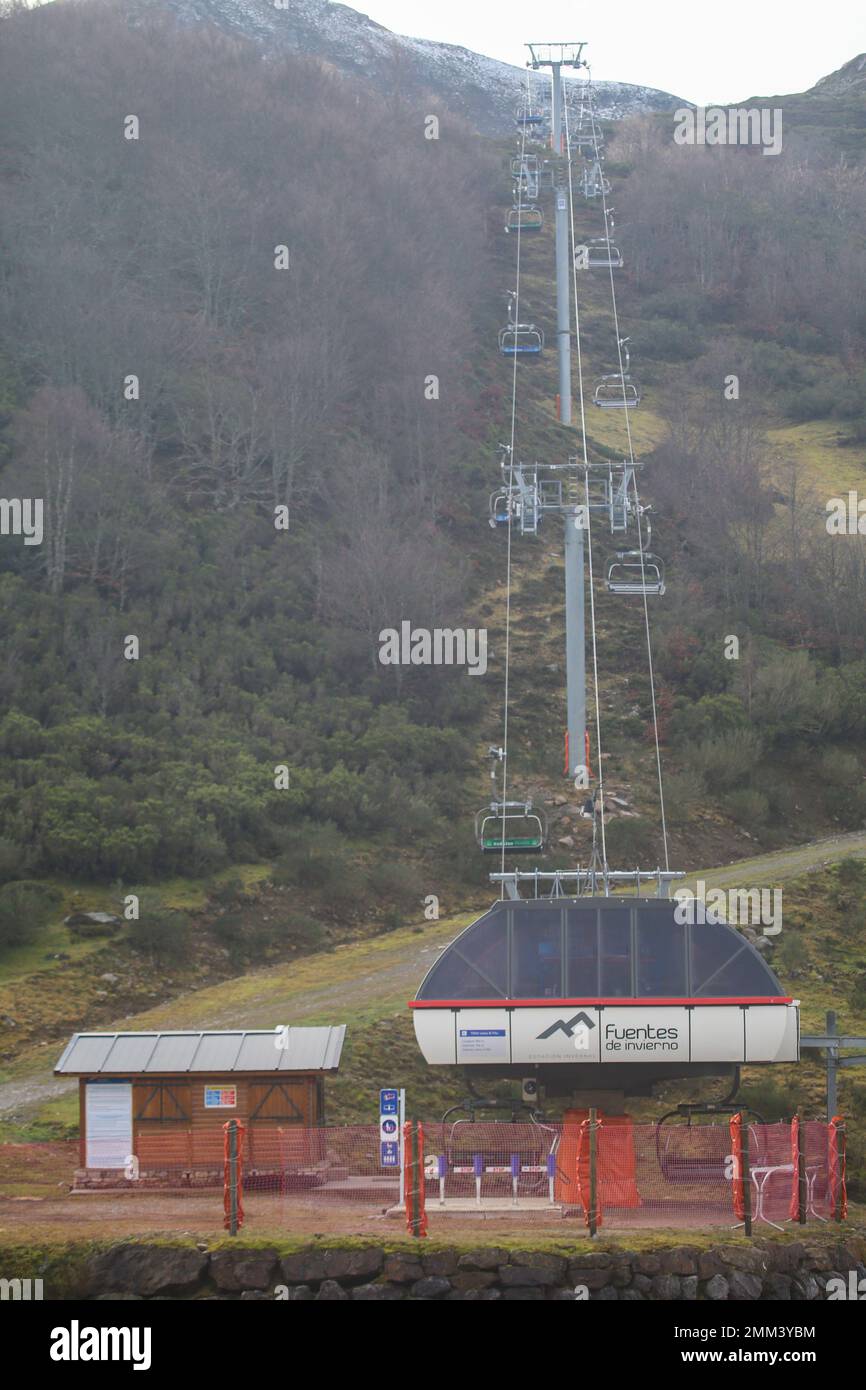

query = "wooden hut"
[55, 1027, 346, 1185]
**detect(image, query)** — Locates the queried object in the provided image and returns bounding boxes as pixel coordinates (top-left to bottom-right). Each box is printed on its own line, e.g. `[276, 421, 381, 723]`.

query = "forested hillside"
[0, 1, 499, 900]
[612, 111, 866, 851]
[0, 0, 864, 948]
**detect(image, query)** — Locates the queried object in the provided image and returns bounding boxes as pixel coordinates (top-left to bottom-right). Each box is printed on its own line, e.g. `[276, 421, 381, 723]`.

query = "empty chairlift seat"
[499, 322, 544, 356]
[593, 374, 641, 408]
[655, 1120, 731, 1185]
[510, 155, 541, 201]
[581, 161, 610, 198]
[475, 801, 547, 853]
[606, 551, 666, 596]
[515, 106, 546, 128]
[505, 205, 544, 234]
[489, 490, 515, 527]
[576, 238, 623, 269]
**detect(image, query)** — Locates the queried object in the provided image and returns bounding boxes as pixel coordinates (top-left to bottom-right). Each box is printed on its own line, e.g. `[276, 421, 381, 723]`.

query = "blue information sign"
[379, 1088, 402, 1169]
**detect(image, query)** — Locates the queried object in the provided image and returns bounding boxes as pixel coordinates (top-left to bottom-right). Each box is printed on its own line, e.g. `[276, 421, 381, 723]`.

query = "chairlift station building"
[412, 898, 799, 1096]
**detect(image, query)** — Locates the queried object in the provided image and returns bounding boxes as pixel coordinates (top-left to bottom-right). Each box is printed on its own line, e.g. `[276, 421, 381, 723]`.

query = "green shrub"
[605, 816, 657, 863]
[668, 693, 747, 747]
[723, 788, 770, 829]
[207, 876, 247, 909]
[837, 857, 866, 888]
[820, 749, 860, 787]
[272, 823, 355, 891]
[285, 913, 327, 948]
[127, 906, 191, 962]
[0, 880, 61, 951]
[366, 861, 422, 910]
[638, 317, 702, 361]
[0, 837, 31, 887]
[748, 651, 840, 745]
[689, 728, 763, 790]
[663, 771, 705, 826]
[775, 931, 808, 974]
[736, 1078, 805, 1123]
[848, 970, 866, 1015]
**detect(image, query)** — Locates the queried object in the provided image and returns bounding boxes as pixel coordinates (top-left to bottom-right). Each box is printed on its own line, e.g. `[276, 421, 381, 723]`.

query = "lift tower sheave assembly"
[526, 42, 587, 428]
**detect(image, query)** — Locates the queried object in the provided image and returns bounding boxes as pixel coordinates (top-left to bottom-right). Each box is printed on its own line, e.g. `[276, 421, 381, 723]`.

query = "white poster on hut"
[85, 1082, 132, 1169]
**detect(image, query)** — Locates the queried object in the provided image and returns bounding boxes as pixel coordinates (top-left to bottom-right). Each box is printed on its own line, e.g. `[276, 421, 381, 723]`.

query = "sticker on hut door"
[204, 1086, 237, 1108]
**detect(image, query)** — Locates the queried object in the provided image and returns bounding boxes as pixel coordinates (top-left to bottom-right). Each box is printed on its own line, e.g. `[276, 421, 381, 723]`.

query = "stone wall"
[40, 1236, 866, 1301]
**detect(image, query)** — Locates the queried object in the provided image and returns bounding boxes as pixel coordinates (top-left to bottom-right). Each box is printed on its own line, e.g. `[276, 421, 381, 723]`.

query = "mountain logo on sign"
[536, 1011, 595, 1042]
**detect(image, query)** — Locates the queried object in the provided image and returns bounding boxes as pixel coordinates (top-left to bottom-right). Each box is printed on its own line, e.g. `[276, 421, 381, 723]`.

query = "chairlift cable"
[585, 78, 671, 871]
[498, 69, 533, 892]
[563, 91, 608, 870]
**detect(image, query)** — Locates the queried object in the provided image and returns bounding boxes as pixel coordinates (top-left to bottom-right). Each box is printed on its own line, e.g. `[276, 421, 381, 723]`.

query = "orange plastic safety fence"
[829, 1116, 848, 1220]
[789, 1116, 801, 1222]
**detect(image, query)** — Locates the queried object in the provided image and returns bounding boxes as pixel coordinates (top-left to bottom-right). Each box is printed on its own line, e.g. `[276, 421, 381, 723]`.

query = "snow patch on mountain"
[133, 0, 687, 131]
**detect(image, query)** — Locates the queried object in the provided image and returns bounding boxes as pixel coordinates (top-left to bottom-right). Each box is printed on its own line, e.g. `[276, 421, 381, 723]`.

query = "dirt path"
[681, 829, 866, 892]
[2, 828, 864, 1122]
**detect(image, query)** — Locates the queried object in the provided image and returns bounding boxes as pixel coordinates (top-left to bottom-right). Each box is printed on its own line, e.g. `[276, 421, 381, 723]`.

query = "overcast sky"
[347, 0, 865, 105]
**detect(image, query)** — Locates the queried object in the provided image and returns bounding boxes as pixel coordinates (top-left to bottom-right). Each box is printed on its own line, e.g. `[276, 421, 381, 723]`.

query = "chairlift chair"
[499, 323, 544, 356]
[510, 155, 541, 199]
[505, 205, 544, 234]
[655, 1103, 763, 1185]
[592, 374, 641, 408]
[606, 551, 666, 596]
[510, 155, 540, 178]
[581, 238, 624, 270]
[489, 491, 514, 528]
[475, 801, 547, 854]
[581, 162, 610, 199]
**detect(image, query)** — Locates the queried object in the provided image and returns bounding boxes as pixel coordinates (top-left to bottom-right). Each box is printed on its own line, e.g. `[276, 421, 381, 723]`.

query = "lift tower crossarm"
[525, 43, 588, 69]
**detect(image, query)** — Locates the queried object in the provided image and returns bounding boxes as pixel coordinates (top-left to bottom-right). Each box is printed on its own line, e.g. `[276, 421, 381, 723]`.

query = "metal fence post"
[741, 1123, 752, 1237]
[405, 1120, 427, 1238]
[588, 1108, 598, 1239]
[228, 1119, 239, 1236]
[833, 1119, 846, 1223]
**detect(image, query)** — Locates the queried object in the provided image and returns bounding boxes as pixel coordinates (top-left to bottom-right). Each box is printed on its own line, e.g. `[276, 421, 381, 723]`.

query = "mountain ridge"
[129, 0, 687, 131]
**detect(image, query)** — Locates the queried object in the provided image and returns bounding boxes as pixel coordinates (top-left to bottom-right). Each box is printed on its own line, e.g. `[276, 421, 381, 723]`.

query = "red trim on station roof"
[409, 997, 794, 1009]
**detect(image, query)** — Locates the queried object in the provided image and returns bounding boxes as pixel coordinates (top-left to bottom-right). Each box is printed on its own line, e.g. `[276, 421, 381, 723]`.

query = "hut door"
[86, 1081, 132, 1168]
